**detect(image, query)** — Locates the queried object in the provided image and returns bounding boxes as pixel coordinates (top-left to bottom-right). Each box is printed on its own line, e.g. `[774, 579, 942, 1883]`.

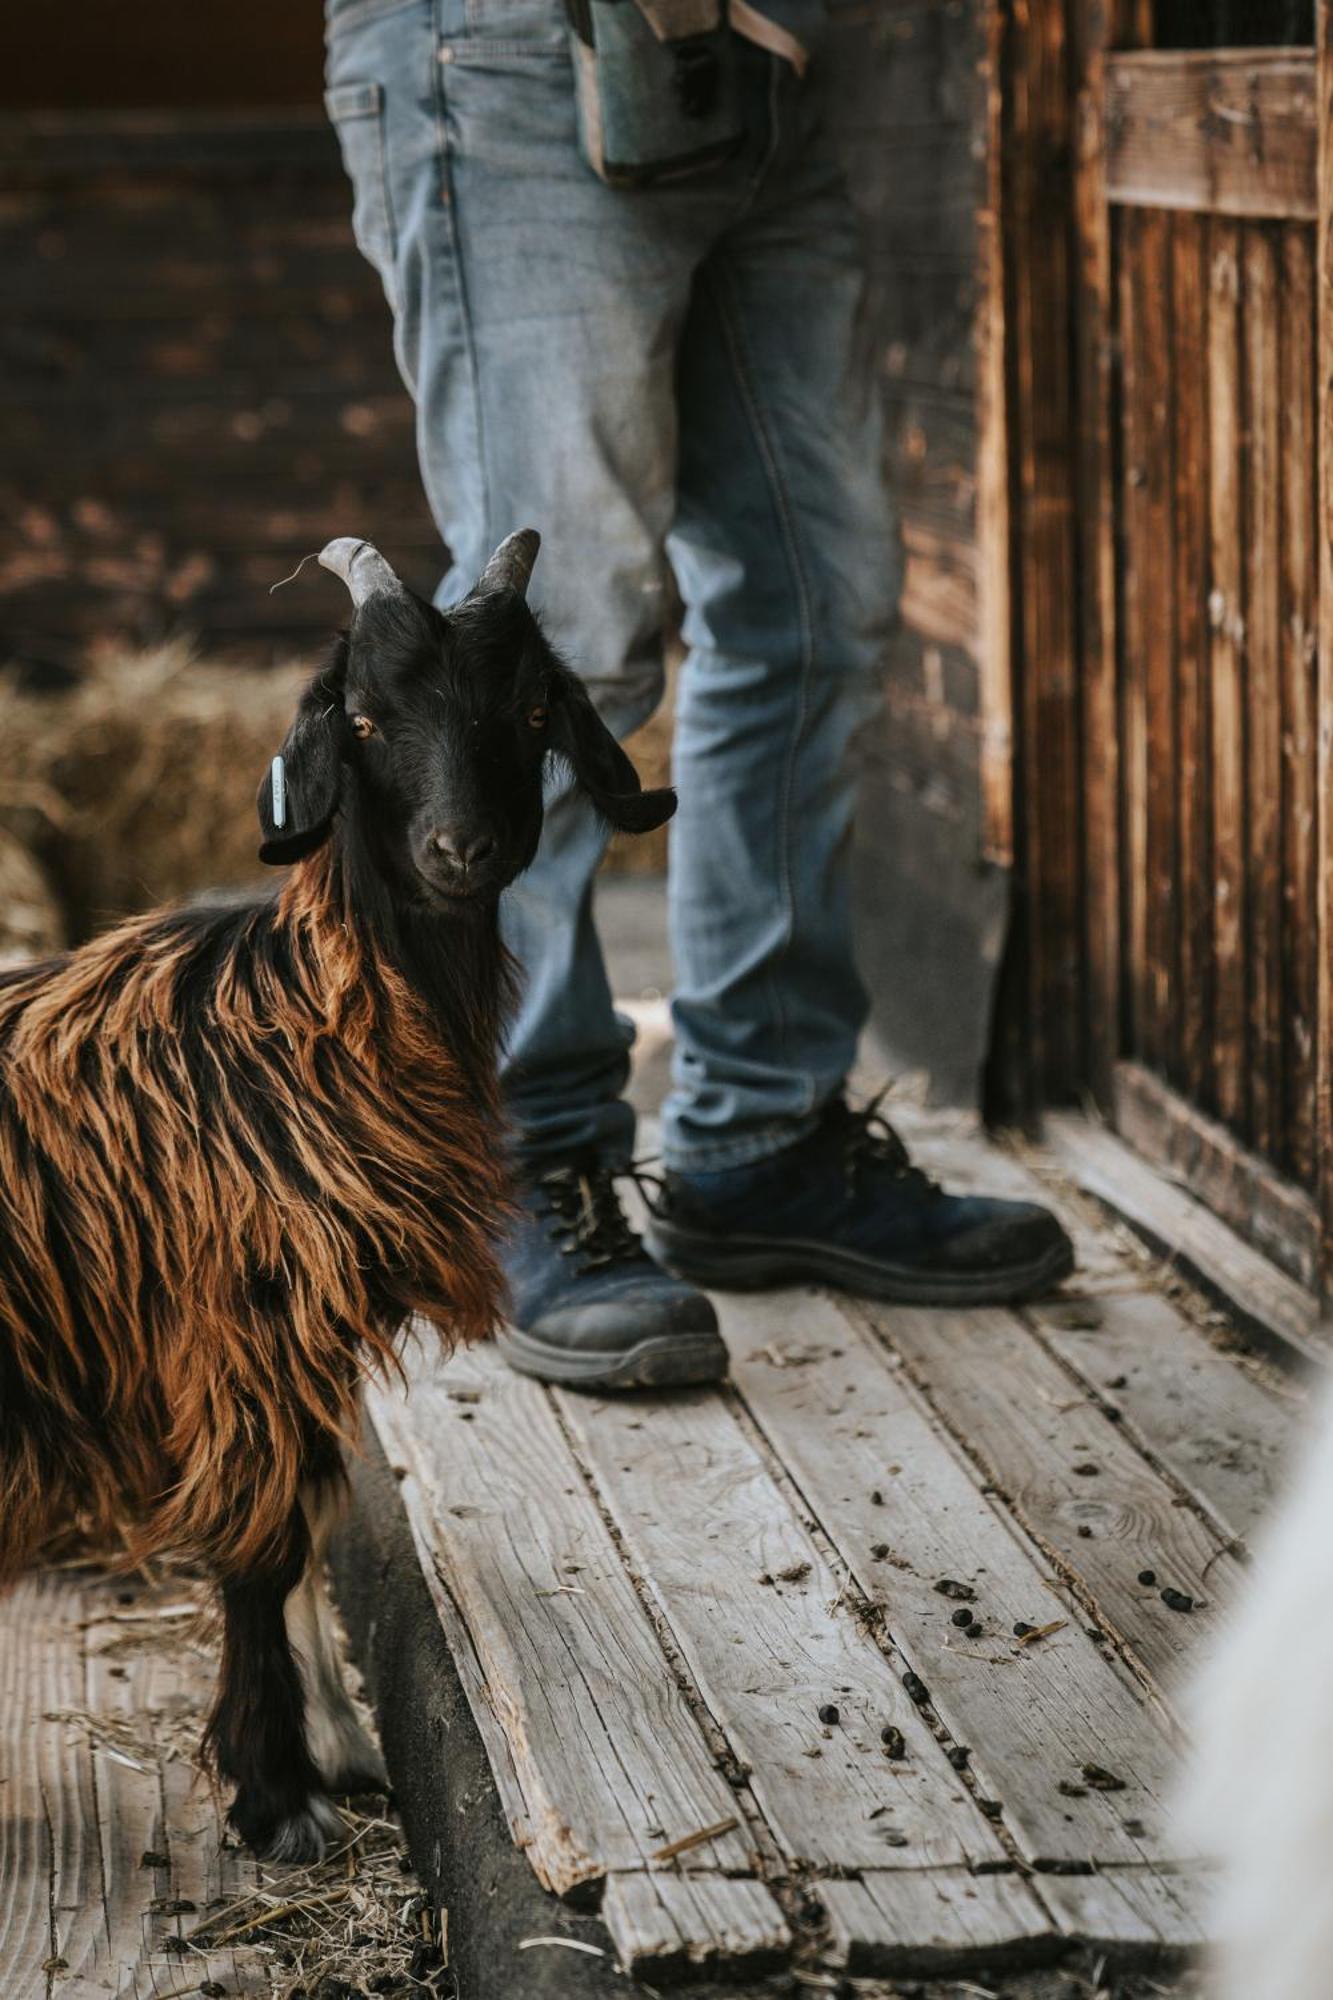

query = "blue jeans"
[325, 0, 899, 1172]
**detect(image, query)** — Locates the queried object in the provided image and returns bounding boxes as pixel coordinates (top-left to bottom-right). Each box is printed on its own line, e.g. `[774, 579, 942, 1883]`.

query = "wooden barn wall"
[0, 113, 440, 665]
[831, 0, 1003, 1103]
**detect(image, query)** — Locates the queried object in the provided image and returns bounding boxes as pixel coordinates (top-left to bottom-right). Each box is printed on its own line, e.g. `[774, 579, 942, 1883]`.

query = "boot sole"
[496, 1323, 730, 1392]
[642, 1219, 1076, 1307]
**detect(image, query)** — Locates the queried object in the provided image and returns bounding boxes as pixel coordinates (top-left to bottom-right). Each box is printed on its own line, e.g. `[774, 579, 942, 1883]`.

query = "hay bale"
[0, 642, 305, 938]
[0, 827, 65, 964]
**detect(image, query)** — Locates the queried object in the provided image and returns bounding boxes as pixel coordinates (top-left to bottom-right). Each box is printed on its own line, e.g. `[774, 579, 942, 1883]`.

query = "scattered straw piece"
[650, 1815, 739, 1862]
[518, 1936, 606, 1956]
[1015, 1618, 1068, 1648]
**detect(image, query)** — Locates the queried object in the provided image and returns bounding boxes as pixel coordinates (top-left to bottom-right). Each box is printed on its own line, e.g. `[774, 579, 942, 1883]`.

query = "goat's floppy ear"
[550, 669, 676, 835]
[257, 660, 348, 864]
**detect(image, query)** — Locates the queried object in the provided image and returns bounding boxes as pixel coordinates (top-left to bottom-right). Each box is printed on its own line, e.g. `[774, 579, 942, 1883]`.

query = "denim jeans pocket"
[325, 80, 399, 306]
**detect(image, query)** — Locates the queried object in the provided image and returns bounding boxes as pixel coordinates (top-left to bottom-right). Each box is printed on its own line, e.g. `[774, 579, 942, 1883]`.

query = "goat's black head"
[257, 532, 675, 908]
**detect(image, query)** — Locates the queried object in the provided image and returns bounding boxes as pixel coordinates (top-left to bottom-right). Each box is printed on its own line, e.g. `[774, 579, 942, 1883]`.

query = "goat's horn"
[318, 537, 407, 606]
[477, 528, 541, 600]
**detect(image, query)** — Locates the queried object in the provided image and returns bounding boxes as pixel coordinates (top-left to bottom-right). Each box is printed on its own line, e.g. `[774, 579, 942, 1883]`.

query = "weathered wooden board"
[1279, 224, 1319, 1194]
[861, 1297, 1245, 1691]
[1245, 223, 1285, 1163]
[1040, 1864, 1212, 1950]
[1171, 211, 1213, 1113]
[1028, 1291, 1302, 1548]
[365, 1338, 756, 1898]
[599, 1871, 790, 1977]
[1044, 1112, 1327, 1364]
[716, 1291, 1193, 1869]
[820, 1867, 1050, 1975]
[1207, 215, 1249, 1136]
[1114, 1061, 1321, 1292]
[1, 1574, 101, 2000]
[1106, 50, 1317, 221]
[554, 1384, 1013, 1874]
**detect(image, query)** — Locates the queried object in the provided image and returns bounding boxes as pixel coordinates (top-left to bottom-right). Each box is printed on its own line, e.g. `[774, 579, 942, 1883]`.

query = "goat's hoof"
[233, 1788, 346, 1864]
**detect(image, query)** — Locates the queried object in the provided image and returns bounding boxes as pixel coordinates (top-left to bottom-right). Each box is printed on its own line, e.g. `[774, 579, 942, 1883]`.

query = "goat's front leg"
[206, 1517, 346, 1863]
[286, 1476, 387, 1795]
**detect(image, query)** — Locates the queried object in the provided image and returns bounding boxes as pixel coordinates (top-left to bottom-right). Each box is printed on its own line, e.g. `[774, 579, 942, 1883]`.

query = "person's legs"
[326, 0, 696, 1170]
[643, 55, 1074, 1304]
[663, 58, 896, 1172]
[324, 0, 741, 1384]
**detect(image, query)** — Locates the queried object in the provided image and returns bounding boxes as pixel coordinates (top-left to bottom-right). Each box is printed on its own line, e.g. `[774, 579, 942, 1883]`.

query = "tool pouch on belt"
[565, 0, 743, 187]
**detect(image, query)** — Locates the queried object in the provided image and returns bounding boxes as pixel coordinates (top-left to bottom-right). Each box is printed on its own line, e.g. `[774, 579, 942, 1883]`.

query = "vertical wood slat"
[1279, 229, 1318, 1190]
[1317, 0, 1333, 1288]
[1118, 209, 1151, 1069]
[977, 0, 1014, 871]
[1207, 217, 1248, 1136]
[1008, 0, 1083, 1102]
[1070, 0, 1144, 1106]
[1243, 226, 1285, 1165]
[1171, 212, 1213, 1111]
[1140, 210, 1180, 1080]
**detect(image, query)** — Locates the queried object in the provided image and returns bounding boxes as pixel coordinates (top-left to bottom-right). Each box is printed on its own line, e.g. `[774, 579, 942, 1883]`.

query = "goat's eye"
[527, 705, 549, 731]
[350, 713, 376, 740]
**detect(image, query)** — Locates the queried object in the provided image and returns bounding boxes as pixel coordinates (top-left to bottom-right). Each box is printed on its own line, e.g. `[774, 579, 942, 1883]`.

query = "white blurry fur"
[1181, 1368, 1331, 2000]
[286, 1480, 387, 1795]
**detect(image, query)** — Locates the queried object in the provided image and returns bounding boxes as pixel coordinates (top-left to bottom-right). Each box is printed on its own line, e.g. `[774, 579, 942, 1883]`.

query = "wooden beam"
[1113, 1059, 1321, 1291]
[1106, 51, 1317, 222]
[977, 0, 1014, 868]
[1070, 0, 1142, 1107]
[1318, 3, 1333, 1295]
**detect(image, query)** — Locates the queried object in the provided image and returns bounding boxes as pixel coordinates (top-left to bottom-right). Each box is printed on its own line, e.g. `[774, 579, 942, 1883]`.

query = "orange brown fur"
[0, 841, 508, 1583]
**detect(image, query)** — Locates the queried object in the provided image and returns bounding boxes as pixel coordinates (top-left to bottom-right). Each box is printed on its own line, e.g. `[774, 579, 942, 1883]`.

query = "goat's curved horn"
[477, 528, 541, 600]
[318, 537, 407, 607]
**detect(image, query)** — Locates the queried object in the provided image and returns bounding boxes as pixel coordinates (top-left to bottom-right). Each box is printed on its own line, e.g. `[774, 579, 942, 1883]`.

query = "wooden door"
[994, 0, 1333, 1294]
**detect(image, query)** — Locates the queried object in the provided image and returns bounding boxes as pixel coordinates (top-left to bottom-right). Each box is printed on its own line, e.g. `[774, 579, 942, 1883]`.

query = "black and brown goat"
[0, 531, 673, 1860]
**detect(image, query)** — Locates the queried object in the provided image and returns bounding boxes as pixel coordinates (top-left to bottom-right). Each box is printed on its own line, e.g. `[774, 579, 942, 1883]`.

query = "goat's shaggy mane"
[0, 840, 510, 1581]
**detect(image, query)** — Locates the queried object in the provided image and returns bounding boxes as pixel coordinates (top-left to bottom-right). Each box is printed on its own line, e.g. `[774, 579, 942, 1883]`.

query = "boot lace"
[536, 1162, 644, 1273]
[836, 1090, 940, 1201]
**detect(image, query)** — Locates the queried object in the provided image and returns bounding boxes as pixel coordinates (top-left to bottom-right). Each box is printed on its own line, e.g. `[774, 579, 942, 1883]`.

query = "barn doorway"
[992, 0, 1333, 1296]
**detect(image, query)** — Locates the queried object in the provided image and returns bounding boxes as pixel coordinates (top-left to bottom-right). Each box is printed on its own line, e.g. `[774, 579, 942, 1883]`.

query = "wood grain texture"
[1007, 0, 1084, 1102]
[1113, 1058, 1321, 1290]
[1118, 206, 1154, 1074]
[1207, 216, 1248, 1134]
[1316, 0, 1333, 1295]
[0, 1571, 268, 2000]
[1070, 0, 1129, 1107]
[366, 1339, 754, 1900]
[1279, 226, 1319, 1191]
[976, 0, 1014, 868]
[1039, 1864, 1212, 1949]
[1045, 1110, 1327, 1363]
[1106, 50, 1317, 221]
[554, 1383, 1012, 1873]
[1028, 1290, 1302, 1549]
[859, 1299, 1244, 1691]
[820, 1867, 1051, 1976]
[599, 1871, 790, 1977]
[1244, 223, 1285, 1163]
[718, 1291, 1193, 1869]
[1171, 212, 1213, 1111]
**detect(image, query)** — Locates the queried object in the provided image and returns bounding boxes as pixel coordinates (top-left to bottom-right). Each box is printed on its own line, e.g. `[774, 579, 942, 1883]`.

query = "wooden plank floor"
[0, 1069, 1307, 1987]
[370, 1092, 1309, 1981]
[0, 1565, 425, 1999]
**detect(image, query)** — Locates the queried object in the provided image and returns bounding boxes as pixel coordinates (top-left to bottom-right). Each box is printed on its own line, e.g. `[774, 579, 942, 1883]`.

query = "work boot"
[643, 1095, 1074, 1306]
[498, 1155, 728, 1389]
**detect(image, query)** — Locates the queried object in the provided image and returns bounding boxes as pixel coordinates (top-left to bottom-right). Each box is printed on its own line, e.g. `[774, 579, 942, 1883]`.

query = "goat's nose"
[430, 828, 496, 870]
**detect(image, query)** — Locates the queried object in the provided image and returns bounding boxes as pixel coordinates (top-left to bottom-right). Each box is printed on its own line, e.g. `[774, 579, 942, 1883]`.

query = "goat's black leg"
[205, 1515, 345, 1863]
